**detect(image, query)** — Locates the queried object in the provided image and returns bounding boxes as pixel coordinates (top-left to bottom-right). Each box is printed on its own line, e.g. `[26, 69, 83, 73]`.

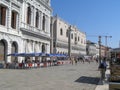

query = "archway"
[41, 44, 46, 62]
[0, 39, 7, 63]
[42, 44, 45, 53]
[11, 42, 18, 62]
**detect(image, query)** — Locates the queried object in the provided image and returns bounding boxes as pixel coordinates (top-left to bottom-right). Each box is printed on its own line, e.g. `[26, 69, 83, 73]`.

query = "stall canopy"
[7, 53, 68, 57]
[7, 53, 19, 57]
[47, 54, 68, 57]
[7, 53, 27, 57]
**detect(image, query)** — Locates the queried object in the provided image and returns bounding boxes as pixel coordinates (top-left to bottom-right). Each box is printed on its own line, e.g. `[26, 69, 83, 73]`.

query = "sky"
[51, 0, 120, 48]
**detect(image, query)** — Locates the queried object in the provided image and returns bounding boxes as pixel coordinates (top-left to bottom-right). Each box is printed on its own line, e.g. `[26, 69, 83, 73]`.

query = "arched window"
[27, 6, 31, 24]
[0, 40, 5, 61]
[60, 28, 63, 35]
[35, 10, 39, 28]
[78, 37, 80, 41]
[42, 15, 45, 30]
[0, 39, 7, 63]
[66, 30, 68, 37]
[42, 44, 45, 53]
[11, 42, 18, 62]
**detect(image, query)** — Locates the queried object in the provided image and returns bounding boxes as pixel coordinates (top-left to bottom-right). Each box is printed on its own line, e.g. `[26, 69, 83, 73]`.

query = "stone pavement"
[0, 62, 100, 90]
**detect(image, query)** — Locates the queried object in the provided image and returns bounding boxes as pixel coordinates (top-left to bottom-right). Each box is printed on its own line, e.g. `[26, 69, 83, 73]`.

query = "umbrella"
[7, 53, 19, 56]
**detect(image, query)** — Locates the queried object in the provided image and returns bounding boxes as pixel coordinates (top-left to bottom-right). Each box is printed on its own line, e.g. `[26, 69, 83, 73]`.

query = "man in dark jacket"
[99, 57, 107, 81]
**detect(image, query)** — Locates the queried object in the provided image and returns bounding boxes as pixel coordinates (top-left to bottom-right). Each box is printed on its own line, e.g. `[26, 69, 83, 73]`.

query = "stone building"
[0, 0, 52, 64]
[86, 40, 98, 56]
[51, 16, 86, 57]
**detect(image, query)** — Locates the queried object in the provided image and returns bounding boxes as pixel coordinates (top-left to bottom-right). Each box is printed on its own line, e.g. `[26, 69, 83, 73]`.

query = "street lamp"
[98, 36, 102, 64]
[68, 25, 72, 57]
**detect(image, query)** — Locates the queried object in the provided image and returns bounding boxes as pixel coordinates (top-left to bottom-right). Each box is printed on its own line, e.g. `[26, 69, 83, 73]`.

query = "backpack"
[99, 63, 105, 69]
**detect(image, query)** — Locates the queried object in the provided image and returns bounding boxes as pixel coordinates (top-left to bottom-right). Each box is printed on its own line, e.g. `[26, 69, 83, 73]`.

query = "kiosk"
[109, 48, 120, 90]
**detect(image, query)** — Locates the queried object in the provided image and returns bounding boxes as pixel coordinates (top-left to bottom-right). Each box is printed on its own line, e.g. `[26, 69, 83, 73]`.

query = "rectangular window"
[60, 29, 63, 35]
[53, 42, 56, 48]
[11, 11, 17, 29]
[0, 6, 6, 26]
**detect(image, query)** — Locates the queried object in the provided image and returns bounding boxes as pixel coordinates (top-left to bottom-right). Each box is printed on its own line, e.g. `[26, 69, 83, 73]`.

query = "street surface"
[0, 62, 100, 90]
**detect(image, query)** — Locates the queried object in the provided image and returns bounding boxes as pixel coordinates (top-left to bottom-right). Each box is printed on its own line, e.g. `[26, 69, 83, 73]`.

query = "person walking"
[98, 57, 107, 82]
[74, 57, 78, 65]
[70, 57, 74, 65]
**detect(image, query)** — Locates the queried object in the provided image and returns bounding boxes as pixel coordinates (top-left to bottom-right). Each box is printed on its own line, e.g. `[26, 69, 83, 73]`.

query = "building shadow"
[75, 76, 100, 85]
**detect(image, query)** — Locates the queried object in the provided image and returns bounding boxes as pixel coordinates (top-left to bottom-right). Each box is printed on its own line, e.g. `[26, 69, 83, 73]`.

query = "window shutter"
[14, 12, 17, 29]
[2, 7, 6, 25]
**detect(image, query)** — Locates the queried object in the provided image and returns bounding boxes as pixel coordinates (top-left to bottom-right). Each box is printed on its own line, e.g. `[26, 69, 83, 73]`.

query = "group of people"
[70, 57, 78, 65]
[70, 56, 108, 82]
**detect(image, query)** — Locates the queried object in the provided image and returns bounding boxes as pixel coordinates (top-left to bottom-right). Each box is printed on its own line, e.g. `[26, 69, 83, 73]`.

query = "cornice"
[36, 0, 52, 12]
[20, 28, 51, 41]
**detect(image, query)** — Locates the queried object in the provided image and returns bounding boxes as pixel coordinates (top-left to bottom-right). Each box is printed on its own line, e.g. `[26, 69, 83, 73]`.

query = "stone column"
[16, 12, 20, 31]
[46, 43, 50, 53]
[31, 6, 34, 27]
[23, 2, 28, 27]
[31, 40, 34, 52]
[26, 39, 29, 53]
[40, 12, 43, 30]
[46, 15, 49, 33]
[33, 8, 36, 29]
[45, 15, 48, 32]
[44, 15, 46, 32]
[7, 41, 12, 63]
[39, 42, 42, 62]
[33, 41, 35, 52]
[50, 17, 53, 53]
[7, 3, 11, 30]
[38, 11, 41, 30]
[24, 39, 27, 53]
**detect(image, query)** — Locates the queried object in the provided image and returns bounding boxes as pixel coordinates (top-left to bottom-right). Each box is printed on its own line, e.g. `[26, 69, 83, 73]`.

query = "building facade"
[51, 16, 86, 57]
[0, 0, 52, 63]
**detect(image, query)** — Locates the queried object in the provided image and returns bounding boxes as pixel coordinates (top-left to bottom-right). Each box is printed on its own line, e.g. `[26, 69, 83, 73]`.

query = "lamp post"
[98, 36, 102, 64]
[68, 25, 72, 57]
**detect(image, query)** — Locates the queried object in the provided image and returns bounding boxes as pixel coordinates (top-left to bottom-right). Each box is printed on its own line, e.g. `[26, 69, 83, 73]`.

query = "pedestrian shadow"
[75, 76, 100, 85]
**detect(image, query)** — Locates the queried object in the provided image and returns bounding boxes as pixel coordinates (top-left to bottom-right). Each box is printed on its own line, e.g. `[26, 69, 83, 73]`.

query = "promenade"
[0, 62, 100, 90]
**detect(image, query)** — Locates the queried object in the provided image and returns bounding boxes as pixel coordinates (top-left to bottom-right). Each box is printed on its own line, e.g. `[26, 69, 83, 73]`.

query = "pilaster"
[7, 3, 11, 30]
[39, 42, 42, 52]
[40, 12, 43, 30]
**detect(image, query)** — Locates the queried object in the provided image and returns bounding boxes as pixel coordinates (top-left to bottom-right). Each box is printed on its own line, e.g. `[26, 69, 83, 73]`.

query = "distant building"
[101, 45, 106, 57]
[86, 40, 97, 56]
[51, 16, 86, 56]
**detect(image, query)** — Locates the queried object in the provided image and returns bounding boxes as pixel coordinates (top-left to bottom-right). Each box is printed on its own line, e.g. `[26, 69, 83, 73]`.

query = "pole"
[68, 26, 72, 57]
[105, 36, 107, 57]
[98, 36, 101, 64]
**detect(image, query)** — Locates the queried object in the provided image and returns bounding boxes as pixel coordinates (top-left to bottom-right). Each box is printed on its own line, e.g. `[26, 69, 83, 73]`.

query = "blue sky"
[51, 0, 120, 48]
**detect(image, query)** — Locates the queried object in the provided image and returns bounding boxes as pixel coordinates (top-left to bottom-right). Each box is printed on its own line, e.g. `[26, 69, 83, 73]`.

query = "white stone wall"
[0, 0, 52, 63]
[55, 18, 69, 42]
[0, 0, 23, 63]
[21, 0, 51, 36]
[52, 16, 86, 56]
